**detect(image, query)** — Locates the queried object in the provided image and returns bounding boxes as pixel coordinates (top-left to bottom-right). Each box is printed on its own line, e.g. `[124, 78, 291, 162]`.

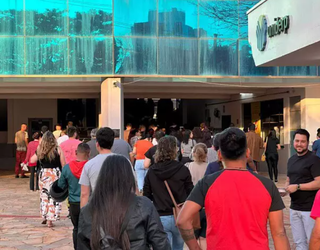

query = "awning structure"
[247, 0, 320, 67]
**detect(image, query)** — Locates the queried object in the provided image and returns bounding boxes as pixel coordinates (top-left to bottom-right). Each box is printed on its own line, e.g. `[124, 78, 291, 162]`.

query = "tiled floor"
[0, 171, 294, 249]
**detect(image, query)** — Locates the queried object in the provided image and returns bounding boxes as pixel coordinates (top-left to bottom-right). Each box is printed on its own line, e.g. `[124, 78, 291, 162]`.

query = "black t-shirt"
[145, 145, 157, 166]
[287, 151, 320, 211]
[266, 137, 280, 155]
[187, 169, 284, 249]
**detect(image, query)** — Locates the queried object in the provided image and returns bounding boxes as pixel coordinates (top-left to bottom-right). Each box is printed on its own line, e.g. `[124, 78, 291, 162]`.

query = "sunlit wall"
[0, 0, 317, 76]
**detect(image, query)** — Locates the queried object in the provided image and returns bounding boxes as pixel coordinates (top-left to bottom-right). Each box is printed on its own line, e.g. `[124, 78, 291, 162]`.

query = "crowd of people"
[12, 120, 320, 250]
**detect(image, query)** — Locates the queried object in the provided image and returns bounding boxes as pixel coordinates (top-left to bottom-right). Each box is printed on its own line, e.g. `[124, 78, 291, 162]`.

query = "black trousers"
[69, 202, 81, 249]
[266, 154, 279, 181]
[29, 166, 39, 191]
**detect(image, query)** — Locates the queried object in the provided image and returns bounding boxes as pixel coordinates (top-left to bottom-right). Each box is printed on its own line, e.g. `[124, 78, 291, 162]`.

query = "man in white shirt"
[57, 130, 69, 145]
[79, 127, 115, 208]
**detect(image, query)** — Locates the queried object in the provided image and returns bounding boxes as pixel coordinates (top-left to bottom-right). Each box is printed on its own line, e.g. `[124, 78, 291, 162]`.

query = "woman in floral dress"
[30, 131, 66, 227]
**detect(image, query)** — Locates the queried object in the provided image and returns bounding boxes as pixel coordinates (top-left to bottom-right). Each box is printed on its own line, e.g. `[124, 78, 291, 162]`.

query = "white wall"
[206, 101, 241, 129]
[7, 99, 57, 143]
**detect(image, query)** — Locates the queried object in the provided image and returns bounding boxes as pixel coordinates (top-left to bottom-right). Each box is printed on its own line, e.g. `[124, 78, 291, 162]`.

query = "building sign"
[256, 15, 290, 52]
[268, 16, 290, 38]
[256, 15, 268, 51]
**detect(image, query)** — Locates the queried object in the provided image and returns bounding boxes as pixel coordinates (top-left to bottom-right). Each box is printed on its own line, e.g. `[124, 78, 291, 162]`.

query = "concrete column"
[301, 86, 320, 143]
[100, 78, 124, 138]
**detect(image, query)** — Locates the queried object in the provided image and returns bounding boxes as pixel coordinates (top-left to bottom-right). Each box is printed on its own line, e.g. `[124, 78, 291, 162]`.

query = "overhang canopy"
[247, 0, 320, 67]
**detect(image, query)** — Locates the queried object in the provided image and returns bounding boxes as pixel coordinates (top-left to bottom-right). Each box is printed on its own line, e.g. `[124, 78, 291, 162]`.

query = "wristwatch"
[297, 184, 301, 190]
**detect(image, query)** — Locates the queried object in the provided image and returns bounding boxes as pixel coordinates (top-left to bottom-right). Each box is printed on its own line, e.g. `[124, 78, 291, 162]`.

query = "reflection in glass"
[200, 39, 238, 75]
[70, 37, 112, 74]
[239, 0, 259, 38]
[114, 0, 156, 36]
[26, 38, 68, 74]
[69, 0, 112, 36]
[0, 38, 24, 74]
[279, 66, 317, 76]
[158, 38, 198, 75]
[199, 0, 239, 38]
[159, 0, 198, 37]
[0, 0, 23, 35]
[115, 37, 157, 75]
[240, 40, 277, 76]
[25, 0, 67, 35]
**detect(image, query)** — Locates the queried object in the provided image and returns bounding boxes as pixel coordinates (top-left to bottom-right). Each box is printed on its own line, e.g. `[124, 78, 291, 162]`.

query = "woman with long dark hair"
[181, 130, 196, 164]
[143, 136, 193, 250]
[192, 127, 203, 144]
[77, 155, 170, 250]
[264, 129, 281, 182]
[30, 131, 66, 228]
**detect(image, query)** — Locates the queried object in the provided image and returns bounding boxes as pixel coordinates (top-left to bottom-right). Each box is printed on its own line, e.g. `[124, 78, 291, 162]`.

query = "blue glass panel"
[158, 38, 198, 75]
[239, 0, 259, 38]
[239, 40, 277, 76]
[159, 0, 198, 37]
[279, 66, 317, 76]
[115, 37, 157, 74]
[69, 0, 112, 36]
[114, 0, 156, 36]
[0, 38, 24, 75]
[70, 37, 112, 74]
[199, 0, 239, 39]
[25, 0, 67, 35]
[26, 38, 68, 74]
[200, 39, 238, 75]
[0, 0, 23, 35]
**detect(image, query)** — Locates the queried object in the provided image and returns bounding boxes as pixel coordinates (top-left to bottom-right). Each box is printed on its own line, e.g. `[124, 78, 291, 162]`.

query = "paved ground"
[0, 170, 295, 250]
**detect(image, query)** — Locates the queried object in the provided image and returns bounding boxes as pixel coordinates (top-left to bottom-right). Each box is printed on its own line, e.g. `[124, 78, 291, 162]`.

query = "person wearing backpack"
[143, 136, 194, 250]
[57, 143, 90, 249]
[77, 154, 170, 250]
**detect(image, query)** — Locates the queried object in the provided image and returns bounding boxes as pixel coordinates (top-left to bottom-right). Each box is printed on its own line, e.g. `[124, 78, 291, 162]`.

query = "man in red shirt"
[177, 127, 290, 250]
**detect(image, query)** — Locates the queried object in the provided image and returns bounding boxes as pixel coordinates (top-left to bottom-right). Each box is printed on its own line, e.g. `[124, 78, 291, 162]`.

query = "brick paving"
[0, 171, 295, 250]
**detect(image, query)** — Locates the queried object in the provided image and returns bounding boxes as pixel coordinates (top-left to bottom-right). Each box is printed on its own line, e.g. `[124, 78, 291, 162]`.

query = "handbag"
[261, 137, 268, 162]
[164, 180, 201, 230]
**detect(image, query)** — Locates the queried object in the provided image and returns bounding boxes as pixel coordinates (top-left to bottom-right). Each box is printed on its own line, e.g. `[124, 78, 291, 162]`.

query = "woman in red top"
[132, 132, 153, 192]
[24, 131, 41, 191]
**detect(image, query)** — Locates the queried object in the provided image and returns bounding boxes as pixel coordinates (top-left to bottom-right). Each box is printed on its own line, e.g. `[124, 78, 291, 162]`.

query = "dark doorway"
[28, 118, 53, 137]
[222, 115, 231, 130]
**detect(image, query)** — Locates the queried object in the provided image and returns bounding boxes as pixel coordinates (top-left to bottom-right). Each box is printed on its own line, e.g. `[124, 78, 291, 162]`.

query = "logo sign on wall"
[256, 15, 290, 52]
[256, 15, 268, 51]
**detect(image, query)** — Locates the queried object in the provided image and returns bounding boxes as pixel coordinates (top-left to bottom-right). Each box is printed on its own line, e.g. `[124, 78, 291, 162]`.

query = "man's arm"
[287, 176, 320, 193]
[144, 157, 151, 169]
[80, 185, 90, 208]
[247, 156, 257, 172]
[310, 218, 320, 250]
[285, 177, 289, 189]
[176, 201, 202, 250]
[269, 210, 290, 250]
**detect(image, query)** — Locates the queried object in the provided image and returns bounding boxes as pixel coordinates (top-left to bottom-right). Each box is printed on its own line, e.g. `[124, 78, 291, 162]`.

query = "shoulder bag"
[164, 180, 201, 230]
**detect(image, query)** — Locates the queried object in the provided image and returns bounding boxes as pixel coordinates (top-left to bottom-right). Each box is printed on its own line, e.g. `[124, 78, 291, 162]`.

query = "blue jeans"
[135, 160, 147, 191]
[160, 215, 184, 250]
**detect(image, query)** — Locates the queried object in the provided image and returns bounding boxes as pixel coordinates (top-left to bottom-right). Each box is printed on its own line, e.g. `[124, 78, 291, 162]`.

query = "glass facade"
[0, 0, 317, 76]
